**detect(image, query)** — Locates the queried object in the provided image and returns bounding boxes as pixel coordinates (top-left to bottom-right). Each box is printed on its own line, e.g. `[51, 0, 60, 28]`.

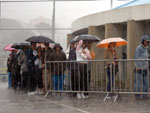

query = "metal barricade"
[44, 59, 150, 101]
[44, 60, 109, 98]
[108, 59, 150, 102]
[114, 59, 150, 94]
[0, 57, 8, 82]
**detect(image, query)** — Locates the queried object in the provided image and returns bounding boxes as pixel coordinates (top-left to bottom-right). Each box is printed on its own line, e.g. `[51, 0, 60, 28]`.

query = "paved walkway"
[0, 82, 150, 113]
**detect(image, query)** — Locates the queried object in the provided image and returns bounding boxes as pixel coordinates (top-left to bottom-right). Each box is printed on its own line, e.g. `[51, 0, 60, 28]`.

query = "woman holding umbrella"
[104, 42, 118, 92]
[96, 37, 127, 93]
[76, 40, 91, 99]
[71, 34, 100, 99]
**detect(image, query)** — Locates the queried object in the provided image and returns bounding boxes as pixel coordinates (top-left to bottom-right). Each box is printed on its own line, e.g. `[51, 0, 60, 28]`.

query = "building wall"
[72, 4, 150, 33]
[68, 4, 150, 89]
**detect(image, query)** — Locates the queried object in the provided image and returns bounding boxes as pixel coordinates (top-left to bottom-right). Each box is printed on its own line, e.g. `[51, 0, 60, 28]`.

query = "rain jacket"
[68, 48, 76, 70]
[50, 50, 67, 75]
[41, 47, 53, 70]
[41, 47, 53, 65]
[76, 40, 91, 61]
[18, 50, 28, 74]
[26, 48, 37, 71]
[134, 44, 149, 69]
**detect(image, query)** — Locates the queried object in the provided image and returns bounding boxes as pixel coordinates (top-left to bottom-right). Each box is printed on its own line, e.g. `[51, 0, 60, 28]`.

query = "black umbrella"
[26, 35, 55, 43]
[71, 34, 101, 42]
[12, 43, 30, 49]
[70, 36, 78, 43]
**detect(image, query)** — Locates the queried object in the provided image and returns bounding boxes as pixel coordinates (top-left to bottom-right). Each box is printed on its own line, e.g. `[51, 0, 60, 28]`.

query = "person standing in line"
[76, 40, 91, 99]
[84, 41, 95, 98]
[27, 42, 37, 95]
[11, 49, 21, 91]
[104, 42, 118, 92]
[41, 43, 53, 93]
[7, 51, 14, 88]
[35, 46, 43, 94]
[18, 48, 28, 92]
[134, 35, 150, 100]
[51, 43, 67, 91]
[68, 42, 76, 97]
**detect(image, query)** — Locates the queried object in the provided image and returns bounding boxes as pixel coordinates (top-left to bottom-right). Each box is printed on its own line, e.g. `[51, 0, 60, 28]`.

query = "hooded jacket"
[134, 35, 150, 69]
[41, 47, 53, 65]
[50, 44, 67, 75]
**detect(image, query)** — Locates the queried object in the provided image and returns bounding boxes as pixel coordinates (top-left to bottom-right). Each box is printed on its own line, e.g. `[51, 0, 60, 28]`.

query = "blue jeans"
[134, 69, 148, 98]
[8, 72, 11, 88]
[52, 75, 64, 90]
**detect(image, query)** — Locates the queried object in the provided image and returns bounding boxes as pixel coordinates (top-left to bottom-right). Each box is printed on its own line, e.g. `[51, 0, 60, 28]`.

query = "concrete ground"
[0, 82, 150, 113]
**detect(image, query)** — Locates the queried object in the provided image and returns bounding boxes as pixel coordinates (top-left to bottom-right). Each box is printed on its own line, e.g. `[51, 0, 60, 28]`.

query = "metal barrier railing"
[44, 59, 150, 101]
[114, 59, 150, 94]
[44, 60, 107, 96]
[0, 57, 8, 82]
[0, 57, 7, 75]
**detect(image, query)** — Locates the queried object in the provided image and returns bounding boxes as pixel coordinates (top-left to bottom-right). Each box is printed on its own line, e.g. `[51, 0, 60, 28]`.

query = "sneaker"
[77, 93, 82, 99]
[52, 92, 56, 96]
[81, 93, 85, 99]
[28, 92, 33, 96]
[85, 95, 89, 99]
[33, 91, 37, 95]
[28, 91, 36, 96]
[38, 90, 43, 95]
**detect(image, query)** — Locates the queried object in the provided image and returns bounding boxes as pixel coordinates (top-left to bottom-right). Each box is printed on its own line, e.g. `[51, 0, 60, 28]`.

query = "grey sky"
[0, 0, 131, 51]
[1, 0, 131, 28]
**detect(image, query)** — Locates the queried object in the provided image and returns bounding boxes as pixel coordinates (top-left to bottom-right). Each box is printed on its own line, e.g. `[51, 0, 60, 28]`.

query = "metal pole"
[111, 0, 113, 9]
[52, 0, 55, 41]
[0, 2, 1, 29]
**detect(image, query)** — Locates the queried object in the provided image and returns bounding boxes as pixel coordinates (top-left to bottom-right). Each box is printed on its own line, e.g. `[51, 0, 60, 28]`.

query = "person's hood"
[141, 35, 150, 43]
[53, 43, 63, 50]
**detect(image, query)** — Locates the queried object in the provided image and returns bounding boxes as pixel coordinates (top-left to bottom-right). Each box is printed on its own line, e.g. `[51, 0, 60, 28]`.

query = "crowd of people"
[7, 42, 66, 95]
[6, 35, 150, 100]
[6, 40, 96, 99]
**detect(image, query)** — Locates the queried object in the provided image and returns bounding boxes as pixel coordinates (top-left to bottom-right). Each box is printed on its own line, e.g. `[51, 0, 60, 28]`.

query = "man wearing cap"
[134, 35, 150, 100]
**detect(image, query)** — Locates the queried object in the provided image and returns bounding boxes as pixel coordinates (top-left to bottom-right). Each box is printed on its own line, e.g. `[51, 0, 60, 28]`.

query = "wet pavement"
[0, 82, 150, 113]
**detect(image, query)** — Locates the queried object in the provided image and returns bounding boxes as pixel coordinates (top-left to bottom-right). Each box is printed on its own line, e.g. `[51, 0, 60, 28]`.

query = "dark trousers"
[21, 72, 28, 91]
[36, 68, 43, 89]
[76, 63, 89, 92]
[70, 69, 76, 91]
[11, 68, 21, 90]
[28, 67, 36, 92]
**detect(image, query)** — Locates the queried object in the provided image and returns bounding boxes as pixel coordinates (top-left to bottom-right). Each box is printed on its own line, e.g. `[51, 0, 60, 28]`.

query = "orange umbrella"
[96, 37, 127, 48]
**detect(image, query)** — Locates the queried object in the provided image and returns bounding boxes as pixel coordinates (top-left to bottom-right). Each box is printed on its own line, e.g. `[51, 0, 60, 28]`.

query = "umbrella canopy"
[70, 36, 78, 43]
[96, 37, 127, 48]
[71, 34, 100, 43]
[4, 44, 15, 51]
[26, 35, 55, 43]
[12, 43, 30, 49]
